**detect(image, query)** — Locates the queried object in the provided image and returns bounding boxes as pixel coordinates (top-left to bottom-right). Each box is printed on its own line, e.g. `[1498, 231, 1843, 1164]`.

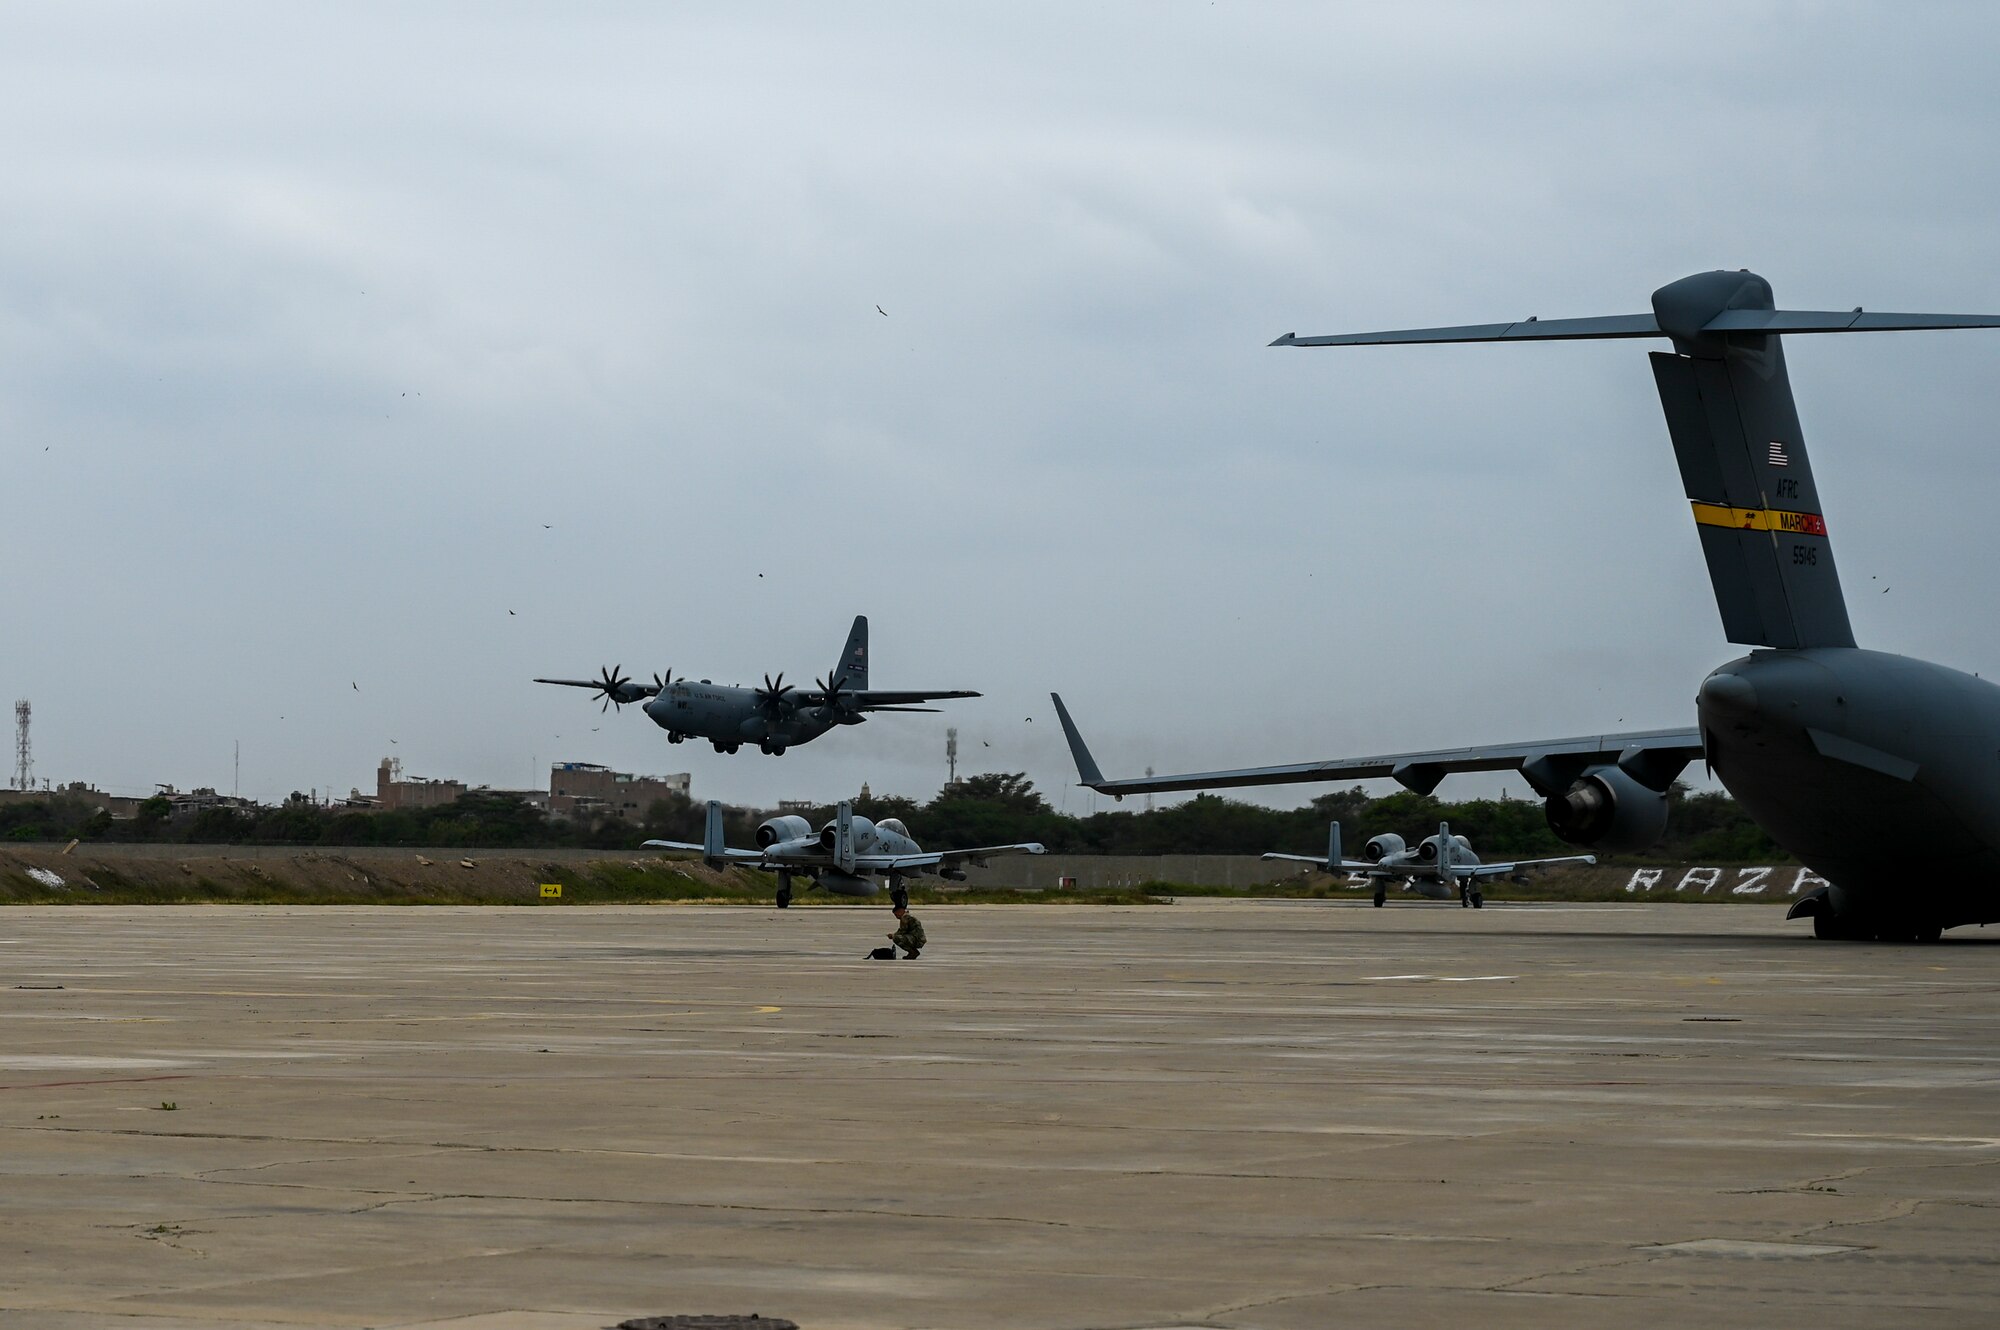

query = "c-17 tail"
[1275, 271, 2000, 650]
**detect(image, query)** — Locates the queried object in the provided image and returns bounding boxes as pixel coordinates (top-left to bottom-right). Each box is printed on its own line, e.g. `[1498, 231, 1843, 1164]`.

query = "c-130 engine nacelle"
[756, 815, 813, 849]
[1544, 765, 1669, 852]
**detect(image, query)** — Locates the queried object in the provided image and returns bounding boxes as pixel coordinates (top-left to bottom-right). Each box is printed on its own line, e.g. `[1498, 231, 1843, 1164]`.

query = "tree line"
[0, 771, 1782, 861]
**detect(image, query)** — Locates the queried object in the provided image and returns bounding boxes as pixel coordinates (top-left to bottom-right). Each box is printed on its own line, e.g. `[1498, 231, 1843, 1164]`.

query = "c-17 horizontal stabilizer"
[1276, 270, 2000, 650]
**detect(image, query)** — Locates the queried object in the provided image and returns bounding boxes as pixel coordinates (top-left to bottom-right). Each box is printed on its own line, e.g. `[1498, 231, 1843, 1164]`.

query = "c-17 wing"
[1050, 693, 1703, 799]
[863, 842, 1046, 873]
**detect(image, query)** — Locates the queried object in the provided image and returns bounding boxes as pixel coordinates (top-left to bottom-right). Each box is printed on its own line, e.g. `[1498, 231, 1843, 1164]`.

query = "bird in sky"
[876, 305, 887, 316]
[351, 682, 358, 691]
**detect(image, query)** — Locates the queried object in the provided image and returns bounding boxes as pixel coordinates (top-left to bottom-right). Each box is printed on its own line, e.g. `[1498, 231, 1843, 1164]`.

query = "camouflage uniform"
[890, 912, 926, 958]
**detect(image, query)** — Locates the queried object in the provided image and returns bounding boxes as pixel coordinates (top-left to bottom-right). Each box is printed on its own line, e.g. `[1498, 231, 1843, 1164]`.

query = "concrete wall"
[7, 843, 1295, 885]
[955, 854, 1295, 890]
[13, 843, 637, 865]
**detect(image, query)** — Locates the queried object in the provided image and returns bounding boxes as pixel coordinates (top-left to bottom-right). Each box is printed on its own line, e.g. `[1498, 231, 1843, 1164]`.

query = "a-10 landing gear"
[890, 884, 910, 911]
[1372, 886, 1386, 908]
[775, 871, 793, 909]
[1457, 881, 1483, 909]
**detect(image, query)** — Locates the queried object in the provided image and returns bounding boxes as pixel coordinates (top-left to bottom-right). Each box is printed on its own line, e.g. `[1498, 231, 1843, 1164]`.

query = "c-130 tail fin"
[1272, 269, 2000, 650]
[832, 615, 869, 691]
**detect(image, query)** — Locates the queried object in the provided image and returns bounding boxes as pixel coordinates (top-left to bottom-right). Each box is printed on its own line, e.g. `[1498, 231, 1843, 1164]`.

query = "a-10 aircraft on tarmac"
[537, 615, 977, 755]
[645, 799, 1045, 909]
[1263, 820, 1594, 909]
[1056, 269, 2000, 942]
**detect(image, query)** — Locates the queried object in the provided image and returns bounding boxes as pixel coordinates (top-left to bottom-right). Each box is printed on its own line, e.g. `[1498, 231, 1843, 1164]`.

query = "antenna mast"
[945, 727, 958, 787]
[12, 700, 29, 792]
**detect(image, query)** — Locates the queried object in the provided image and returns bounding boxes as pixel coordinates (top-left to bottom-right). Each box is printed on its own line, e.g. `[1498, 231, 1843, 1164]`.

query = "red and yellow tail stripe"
[1689, 502, 1828, 537]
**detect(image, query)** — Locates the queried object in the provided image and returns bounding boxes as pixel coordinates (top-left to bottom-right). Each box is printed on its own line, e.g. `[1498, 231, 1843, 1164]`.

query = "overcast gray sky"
[4, 2, 1997, 812]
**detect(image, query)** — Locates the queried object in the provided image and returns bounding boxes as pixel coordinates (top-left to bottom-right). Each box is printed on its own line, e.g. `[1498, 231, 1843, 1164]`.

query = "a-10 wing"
[1262, 852, 1389, 872]
[1049, 693, 1703, 798]
[1463, 853, 1597, 878]
[1259, 851, 1595, 876]
[639, 837, 766, 862]
[865, 843, 1046, 872]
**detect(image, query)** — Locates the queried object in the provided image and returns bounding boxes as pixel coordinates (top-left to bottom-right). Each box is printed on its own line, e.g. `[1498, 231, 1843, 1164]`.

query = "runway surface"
[2, 902, 1996, 1329]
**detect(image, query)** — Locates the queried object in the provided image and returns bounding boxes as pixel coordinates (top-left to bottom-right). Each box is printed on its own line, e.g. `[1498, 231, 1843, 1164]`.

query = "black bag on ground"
[867, 946, 896, 960]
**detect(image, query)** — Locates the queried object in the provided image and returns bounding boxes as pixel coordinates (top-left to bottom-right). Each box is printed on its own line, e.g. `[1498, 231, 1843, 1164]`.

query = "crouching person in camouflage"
[887, 904, 925, 959]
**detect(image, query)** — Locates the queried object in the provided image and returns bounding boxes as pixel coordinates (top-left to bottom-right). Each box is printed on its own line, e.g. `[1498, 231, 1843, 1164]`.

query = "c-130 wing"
[1049, 694, 1703, 800]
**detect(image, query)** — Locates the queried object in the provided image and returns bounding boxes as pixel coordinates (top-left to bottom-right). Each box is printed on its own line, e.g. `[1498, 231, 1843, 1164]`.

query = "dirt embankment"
[0, 844, 765, 905]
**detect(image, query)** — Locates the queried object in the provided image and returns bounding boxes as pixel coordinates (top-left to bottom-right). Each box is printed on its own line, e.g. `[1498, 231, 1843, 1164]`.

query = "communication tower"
[12, 700, 29, 792]
[1144, 766, 1154, 814]
[946, 727, 959, 786]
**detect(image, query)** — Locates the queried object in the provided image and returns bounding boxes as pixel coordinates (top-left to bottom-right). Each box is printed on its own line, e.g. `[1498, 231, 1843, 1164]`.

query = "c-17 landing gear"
[1797, 888, 1942, 941]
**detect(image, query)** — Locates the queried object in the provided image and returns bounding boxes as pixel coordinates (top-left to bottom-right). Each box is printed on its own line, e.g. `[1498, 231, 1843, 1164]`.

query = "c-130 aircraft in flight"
[1057, 269, 2000, 942]
[538, 615, 977, 755]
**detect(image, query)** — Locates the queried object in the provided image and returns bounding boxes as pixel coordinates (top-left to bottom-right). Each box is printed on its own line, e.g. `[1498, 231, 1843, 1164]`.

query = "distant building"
[549, 762, 690, 820]
[375, 759, 466, 811]
[0, 781, 148, 818]
[156, 785, 264, 820]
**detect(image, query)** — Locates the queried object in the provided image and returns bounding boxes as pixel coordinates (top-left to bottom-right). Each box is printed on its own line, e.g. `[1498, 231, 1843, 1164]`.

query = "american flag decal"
[1767, 440, 1791, 467]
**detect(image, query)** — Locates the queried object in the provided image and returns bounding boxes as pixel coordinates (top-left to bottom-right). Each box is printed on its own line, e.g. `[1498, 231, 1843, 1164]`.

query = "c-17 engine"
[1544, 765, 1669, 851]
[756, 815, 814, 849]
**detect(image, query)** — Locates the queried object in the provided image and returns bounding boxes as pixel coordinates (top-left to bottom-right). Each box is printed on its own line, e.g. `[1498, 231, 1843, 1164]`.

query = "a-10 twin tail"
[537, 615, 977, 756]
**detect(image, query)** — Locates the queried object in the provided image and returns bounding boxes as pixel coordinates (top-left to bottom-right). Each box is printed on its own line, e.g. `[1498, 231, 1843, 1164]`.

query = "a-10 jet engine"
[750, 812, 945, 892]
[1416, 830, 1473, 863]
[1363, 833, 1405, 861]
